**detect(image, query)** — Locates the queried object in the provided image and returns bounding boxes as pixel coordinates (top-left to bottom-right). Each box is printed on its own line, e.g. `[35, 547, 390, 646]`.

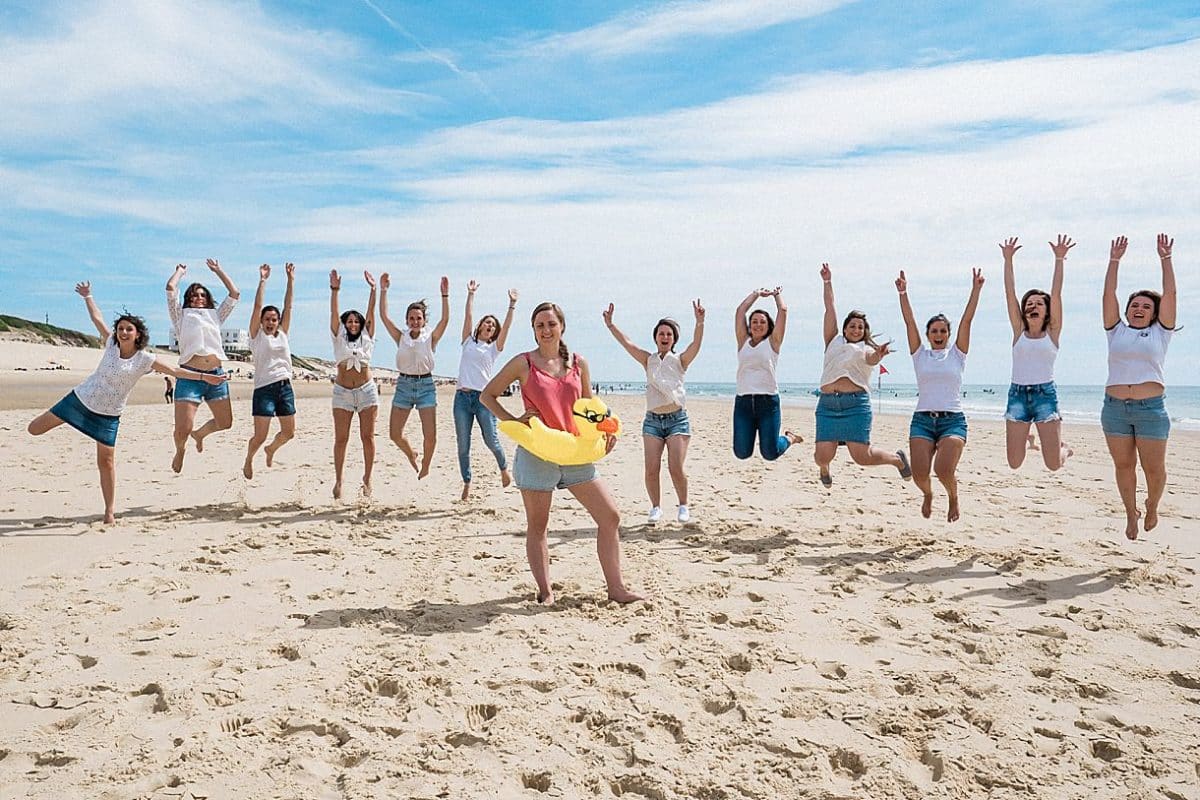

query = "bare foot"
[242, 460, 253, 480]
[1060, 444, 1073, 466]
[1125, 509, 1141, 541]
[264, 444, 276, 467]
[191, 431, 204, 453]
[536, 590, 554, 606]
[418, 464, 430, 480]
[1027, 433, 1040, 452]
[1144, 502, 1159, 532]
[397, 438, 419, 472]
[607, 586, 645, 604]
[947, 496, 960, 523]
[819, 469, 832, 488]
[103, 511, 116, 525]
[171, 447, 186, 474]
[921, 492, 933, 519]
[500, 469, 512, 488]
[461, 483, 471, 501]
[362, 481, 372, 499]
[333, 481, 343, 500]
[784, 429, 804, 445]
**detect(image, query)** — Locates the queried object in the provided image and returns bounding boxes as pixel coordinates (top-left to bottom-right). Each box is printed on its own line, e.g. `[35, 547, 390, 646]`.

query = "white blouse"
[167, 288, 237, 363]
[74, 341, 157, 416]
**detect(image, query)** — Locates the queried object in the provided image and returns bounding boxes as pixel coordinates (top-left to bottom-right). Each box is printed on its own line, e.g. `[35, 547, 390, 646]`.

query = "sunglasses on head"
[573, 408, 610, 424]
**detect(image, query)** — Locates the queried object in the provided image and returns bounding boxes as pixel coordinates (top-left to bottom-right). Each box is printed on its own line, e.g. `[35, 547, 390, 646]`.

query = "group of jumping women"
[27, 234, 1177, 603]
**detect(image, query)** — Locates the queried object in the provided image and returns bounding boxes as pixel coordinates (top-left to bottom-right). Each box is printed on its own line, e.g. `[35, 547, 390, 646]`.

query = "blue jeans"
[733, 394, 790, 461]
[453, 389, 508, 483]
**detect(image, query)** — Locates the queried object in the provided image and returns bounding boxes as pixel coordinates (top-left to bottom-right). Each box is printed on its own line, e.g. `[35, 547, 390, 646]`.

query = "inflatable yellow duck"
[499, 397, 621, 465]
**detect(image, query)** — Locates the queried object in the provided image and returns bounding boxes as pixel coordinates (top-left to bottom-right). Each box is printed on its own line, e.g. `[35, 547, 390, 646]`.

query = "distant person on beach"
[896, 268, 984, 522]
[1001, 235, 1074, 470]
[454, 280, 517, 500]
[243, 263, 296, 480]
[166, 259, 239, 473]
[380, 275, 450, 479]
[733, 286, 802, 462]
[28, 282, 227, 523]
[163, 376, 173, 403]
[482, 302, 642, 606]
[329, 269, 378, 500]
[1102, 234, 1177, 540]
[604, 299, 705, 524]
[814, 264, 910, 487]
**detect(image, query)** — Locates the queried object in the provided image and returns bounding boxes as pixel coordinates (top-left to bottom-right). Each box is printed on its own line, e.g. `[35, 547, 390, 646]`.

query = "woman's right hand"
[467, 279, 479, 293]
[895, 270, 907, 293]
[1110, 236, 1128, 261]
[819, 263, 832, 283]
[999, 237, 1021, 260]
[364, 270, 376, 289]
[602, 303, 614, 327]
[259, 263, 271, 281]
[380, 272, 391, 290]
[1049, 234, 1075, 260]
[329, 270, 341, 290]
[75, 281, 92, 298]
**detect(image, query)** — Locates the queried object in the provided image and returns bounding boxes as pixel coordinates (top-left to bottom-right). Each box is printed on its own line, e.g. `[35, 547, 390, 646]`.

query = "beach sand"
[1, 343, 1198, 799]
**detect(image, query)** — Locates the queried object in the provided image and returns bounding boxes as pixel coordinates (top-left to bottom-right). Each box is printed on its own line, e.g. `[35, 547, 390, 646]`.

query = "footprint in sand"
[466, 703, 498, 730]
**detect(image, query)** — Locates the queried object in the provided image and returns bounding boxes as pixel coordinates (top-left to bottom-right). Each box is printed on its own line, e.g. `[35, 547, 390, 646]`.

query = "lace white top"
[73, 341, 157, 416]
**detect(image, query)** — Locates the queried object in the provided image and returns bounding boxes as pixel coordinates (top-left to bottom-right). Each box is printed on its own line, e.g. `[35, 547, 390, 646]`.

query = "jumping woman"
[896, 268, 984, 522]
[603, 300, 705, 523]
[28, 282, 226, 523]
[243, 262, 296, 479]
[733, 287, 802, 462]
[329, 269, 379, 500]
[1002, 235, 1074, 470]
[1102, 234, 1177, 540]
[455, 280, 517, 500]
[482, 302, 642, 605]
[380, 275, 450, 479]
[166, 259, 239, 473]
[815, 263, 910, 487]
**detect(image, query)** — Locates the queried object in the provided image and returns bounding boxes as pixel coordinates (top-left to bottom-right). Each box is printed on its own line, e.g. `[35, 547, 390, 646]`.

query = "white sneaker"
[647, 506, 663, 523]
[677, 505, 690, 523]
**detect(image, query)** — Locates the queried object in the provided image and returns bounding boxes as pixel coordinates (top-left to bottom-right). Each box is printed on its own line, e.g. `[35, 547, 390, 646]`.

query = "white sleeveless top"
[820, 335, 874, 390]
[736, 339, 778, 395]
[457, 337, 500, 391]
[646, 352, 686, 409]
[74, 341, 157, 416]
[249, 329, 293, 388]
[1010, 332, 1058, 385]
[913, 346, 966, 412]
[396, 328, 435, 374]
[333, 327, 374, 371]
[1106, 322, 1172, 387]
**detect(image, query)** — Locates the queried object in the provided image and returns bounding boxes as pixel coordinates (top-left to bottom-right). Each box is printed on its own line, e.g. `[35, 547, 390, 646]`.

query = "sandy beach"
[1, 343, 1198, 799]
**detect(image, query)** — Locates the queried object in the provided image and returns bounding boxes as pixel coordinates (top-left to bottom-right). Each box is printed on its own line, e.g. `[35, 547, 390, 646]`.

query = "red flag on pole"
[878, 363, 889, 375]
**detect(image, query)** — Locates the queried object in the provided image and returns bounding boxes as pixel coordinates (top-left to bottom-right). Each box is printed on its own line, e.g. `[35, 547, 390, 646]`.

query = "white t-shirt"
[249, 329, 293, 388]
[646, 352, 687, 410]
[396, 329, 435, 375]
[457, 337, 499, 391]
[168, 288, 237, 363]
[736, 339, 778, 395]
[1106, 322, 1172, 387]
[73, 341, 156, 416]
[912, 345, 966, 413]
[820, 335, 874, 390]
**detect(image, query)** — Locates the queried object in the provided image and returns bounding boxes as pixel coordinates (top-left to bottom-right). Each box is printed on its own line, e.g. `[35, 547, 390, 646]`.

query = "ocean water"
[595, 382, 1200, 431]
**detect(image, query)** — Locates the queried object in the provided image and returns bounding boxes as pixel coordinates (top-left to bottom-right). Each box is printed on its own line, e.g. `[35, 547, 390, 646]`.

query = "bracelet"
[509, 305, 516, 309]
[898, 291, 907, 295]
[330, 286, 339, 291]
[1161, 254, 1173, 260]
[442, 294, 449, 298]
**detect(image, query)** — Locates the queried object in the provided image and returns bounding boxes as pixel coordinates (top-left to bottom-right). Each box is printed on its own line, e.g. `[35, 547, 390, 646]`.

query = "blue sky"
[1, 0, 1197, 385]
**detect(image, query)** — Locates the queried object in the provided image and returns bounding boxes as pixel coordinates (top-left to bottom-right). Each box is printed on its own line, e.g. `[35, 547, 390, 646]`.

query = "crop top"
[819, 335, 874, 390]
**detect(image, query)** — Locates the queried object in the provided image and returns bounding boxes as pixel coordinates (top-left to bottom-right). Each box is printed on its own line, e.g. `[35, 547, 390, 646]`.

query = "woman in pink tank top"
[483, 302, 643, 606]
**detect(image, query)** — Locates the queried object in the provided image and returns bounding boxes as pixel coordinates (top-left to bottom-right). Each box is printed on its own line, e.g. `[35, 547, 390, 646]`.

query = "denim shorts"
[175, 366, 229, 404]
[51, 391, 120, 447]
[392, 375, 437, 410]
[909, 410, 968, 443]
[815, 391, 872, 444]
[332, 381, 379, 413]
[513, 446, 597, 492]
[252, 380, 296, 417]
[1005, 382, 1060, 424]
[1101, 394, 1170, 440]
[642, 408, 691, 439]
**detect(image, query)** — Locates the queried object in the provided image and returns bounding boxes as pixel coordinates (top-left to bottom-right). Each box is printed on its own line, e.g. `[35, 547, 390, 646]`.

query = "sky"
[1, 0, 1197, 385]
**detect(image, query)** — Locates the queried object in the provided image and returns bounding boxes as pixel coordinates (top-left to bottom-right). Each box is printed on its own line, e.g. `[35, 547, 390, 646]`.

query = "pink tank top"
[522, 352, 581, 434]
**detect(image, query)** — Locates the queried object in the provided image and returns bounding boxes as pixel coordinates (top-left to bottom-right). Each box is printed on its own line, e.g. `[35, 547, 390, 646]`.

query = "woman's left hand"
[971, 267, 985, 290]
[1158, 233, 1174, 259]
[201, 372, 230, 386]
[206, 258, 222, 273]
[693, 299, 705, 321]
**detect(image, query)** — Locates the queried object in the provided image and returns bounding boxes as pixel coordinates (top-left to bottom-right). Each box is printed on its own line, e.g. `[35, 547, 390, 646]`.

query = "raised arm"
[166, 263, 186, 332]
[329, 270, 342, 336]
[76, 282, 109, 341]
[430, 276, 451, 348]
[1048, 236, 1071, 343]
[206, 258, 240, 300]
[281, 262, 295, 334]
[768, 287, 787, 352]
[363, 271, 377, 339]
[602, 303, 650, 367]
[249, 263, 269, 339]
[495, 289, 518, 352]
[377, 273, 401, 342]
[821, 264, 837, 347]
[1158, 233, 1176, 329]
[734, 289, 758, 349]
[461, 280, 477, 344]
[1000, 237, 1023, 339]
[680, 299, 705, 370]
[1103, 236, 1126, 329]
[481, 354, 530, 423]
[955, 268, 985, 354]
[895, 270, 920, 354]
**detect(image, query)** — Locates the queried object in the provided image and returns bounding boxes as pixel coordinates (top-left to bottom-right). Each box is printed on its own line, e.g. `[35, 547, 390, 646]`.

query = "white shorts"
[332, 381, 379, 413]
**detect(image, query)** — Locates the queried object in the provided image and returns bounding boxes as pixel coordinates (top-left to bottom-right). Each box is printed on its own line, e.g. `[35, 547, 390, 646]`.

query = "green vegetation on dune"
[0, 315, 100, 348]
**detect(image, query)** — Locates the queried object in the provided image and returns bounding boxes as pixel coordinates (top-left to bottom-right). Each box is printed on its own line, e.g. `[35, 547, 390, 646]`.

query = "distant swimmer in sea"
[896, 267, 984, 522]
[28, 281, 227, 523]
[604, 299, 705, 524]
[814, 263, 909, 488]
[329, 269, 379, 500]
[165, 259, 240, 473]
[732, 286, 802, 462]
[1101, 234, 1177, 540]
[1001, 235, 1074, 471]
[243, 262, 296, 480]
[380, 274, 450, 480]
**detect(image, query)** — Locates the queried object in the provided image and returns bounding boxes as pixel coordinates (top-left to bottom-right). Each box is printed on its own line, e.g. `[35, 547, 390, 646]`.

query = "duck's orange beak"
[596, 416, 618, 434]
